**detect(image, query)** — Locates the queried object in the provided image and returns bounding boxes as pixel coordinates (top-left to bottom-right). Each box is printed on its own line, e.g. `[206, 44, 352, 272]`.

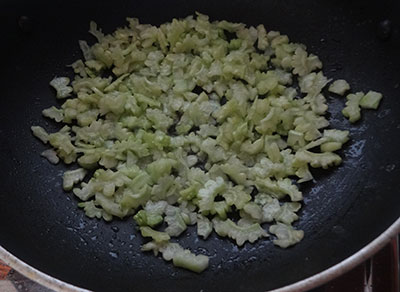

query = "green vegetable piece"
[323, 129, 350, 144]
[213, 201, 230, 219]
[73, 182, 95, 201]
[294, 150, 342, 169]
[41, 149, 59, 164]
[77, 153, 101, 169]
[287, 130, 306, 150]
[342, 92, 364, 123]
[320, 142, 342, 152]
[359, 90, 383, 109]
[298, 72, 329, 97]
[222, 186, 252, 210]
[255, 107, 280, 135]
[31, 126, 49, 144]
[134, 210, 163, 228]
[265, 142, 281, 163]
[220, 164, 247, 185]
[200, 138, 227, 163]
[269, 223, 304, 248]
[144, 200, 168, 214]
[179, 183, 201, 202]
[95, 193, 131, 219]
[42, 106, 64, 122]
[141, 240, 209, 273]
[79, 40, 92, 61]
[255, 178, 303, 202]
[146, 108, 174, 132]
[228, 39, 243, 50]
[120, 185, 151, 210]
[328, 79, 350, 96]
[262, 198, 281, 222]
[213, 217, 268, 246]
[140, 226, 170, 243]
[197, 215, 213, 239]
[197, 177, 226, 213]
[147, 158, 177, 182]
[49, 77, 73, 99]
[303, 129, 349, 151]
[78, 200, 112, 221]
[291, 47, 322, 77]
[104, 73, 129, 92]
[256, 24, 269, 50]
[165, 206, 187, 237]
[240, 138, 264, 155]
[172, 250, 209, 273]
[243, 202, 263, 221]
[48, 127, 76, 163]
[274, 202, 301, 225]
[63, 168, 87, 191]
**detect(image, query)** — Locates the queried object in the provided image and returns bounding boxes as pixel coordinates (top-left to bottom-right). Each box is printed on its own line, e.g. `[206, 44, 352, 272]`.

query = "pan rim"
[270, 216, 400, 292]
[0, 217, 399, 292]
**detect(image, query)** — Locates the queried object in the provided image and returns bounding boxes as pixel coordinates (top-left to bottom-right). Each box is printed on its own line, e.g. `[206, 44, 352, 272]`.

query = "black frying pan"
[1, 0, 400, 291]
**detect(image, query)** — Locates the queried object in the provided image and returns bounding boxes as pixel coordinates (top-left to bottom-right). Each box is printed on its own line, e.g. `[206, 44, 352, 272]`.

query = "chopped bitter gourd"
[31, 13, 383, 273]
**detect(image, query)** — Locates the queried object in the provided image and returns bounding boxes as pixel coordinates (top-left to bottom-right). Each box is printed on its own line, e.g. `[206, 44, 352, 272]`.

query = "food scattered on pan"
[31, 13, 382, 273]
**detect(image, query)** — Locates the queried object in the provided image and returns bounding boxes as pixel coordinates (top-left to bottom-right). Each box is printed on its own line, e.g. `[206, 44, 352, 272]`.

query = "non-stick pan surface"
[1, 0, 400, 291]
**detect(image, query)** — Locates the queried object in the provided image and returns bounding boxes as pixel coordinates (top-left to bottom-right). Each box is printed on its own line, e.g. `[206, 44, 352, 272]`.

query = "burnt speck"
[18, 16, 33, 33]
[377, 19, 392, 40]
[111, 226, 119, 233]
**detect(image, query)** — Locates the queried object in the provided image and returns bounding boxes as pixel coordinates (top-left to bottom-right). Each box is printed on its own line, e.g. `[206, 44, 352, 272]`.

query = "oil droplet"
[385, 164, 396, 172]
[78, 221, 86, 229]
[378, 109, 391, 118]
[347, 140, 365, 158]
[332, 225, 345, 235]
[247, 256, 257, 263]
[377, 19, 392, 40]
[231, 245, 239, 253]
[79, 237, 88, 245]
[109, 251, 119, 258]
